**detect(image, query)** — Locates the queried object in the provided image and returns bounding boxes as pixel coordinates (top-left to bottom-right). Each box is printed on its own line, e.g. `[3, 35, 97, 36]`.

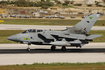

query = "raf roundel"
[84, 28, 86, 30]
[31, 37, 33, 39]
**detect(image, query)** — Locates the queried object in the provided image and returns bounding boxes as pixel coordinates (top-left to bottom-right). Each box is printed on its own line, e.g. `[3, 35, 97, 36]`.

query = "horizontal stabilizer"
[87, 35, 102, 39]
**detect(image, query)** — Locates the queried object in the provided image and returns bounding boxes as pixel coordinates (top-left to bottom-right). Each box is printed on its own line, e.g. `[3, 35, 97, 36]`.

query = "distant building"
[84, 0, 95, 5]
[57, 0, 103, 5]
[0, 0, 17, 1]
[84, 0, 103, 5]
[0, 0, 103, 4]
[0, 0, 41, 2]
[26, 0, 41, 2]
[58, 0, 65, 3]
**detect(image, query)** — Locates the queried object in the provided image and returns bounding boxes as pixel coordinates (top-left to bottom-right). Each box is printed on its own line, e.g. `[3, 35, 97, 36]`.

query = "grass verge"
[0, 19, 105, 26]
[0, 62, 105, 70]
[0, 30, 23, 44]
[0, 30, 105, 44]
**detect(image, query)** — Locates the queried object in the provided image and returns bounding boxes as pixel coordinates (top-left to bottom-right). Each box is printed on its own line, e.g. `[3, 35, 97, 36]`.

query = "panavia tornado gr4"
[7, 14, 102, 51]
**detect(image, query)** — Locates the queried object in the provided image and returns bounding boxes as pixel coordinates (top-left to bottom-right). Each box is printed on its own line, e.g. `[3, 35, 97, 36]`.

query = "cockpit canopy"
[22, 29, 43, 34]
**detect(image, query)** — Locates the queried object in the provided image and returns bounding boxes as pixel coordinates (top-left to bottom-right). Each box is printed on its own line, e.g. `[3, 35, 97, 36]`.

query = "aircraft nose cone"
[7, 35, 18, 41]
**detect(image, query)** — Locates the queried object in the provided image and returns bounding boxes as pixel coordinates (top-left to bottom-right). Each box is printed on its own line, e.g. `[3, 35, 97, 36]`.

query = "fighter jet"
[7, 14, 102, 51]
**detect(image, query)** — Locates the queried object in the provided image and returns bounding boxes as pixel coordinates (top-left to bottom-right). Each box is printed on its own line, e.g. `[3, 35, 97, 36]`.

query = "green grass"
[0, 30, 105, 44]
[1, 19, 105, 26]
[0, 62, 105, 70]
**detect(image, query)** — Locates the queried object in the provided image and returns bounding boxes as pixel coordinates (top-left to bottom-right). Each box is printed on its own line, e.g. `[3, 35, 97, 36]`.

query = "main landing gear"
[27, 43, 31, 51]
[51, 45, 56, 51]
[51, 46, 66, 51]
[76, 45, 82, 48]
[61, 46, 66, 51]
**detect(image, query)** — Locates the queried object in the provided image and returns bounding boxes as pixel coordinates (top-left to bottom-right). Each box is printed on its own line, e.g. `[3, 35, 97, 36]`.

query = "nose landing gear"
[27, 43, 31, 51]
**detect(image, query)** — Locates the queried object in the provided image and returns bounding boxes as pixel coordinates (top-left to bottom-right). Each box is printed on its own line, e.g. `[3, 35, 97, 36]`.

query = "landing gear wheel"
[76, 46, 78, 48]
[61, 46, 66, 51]
[27, 48, 30, 51]
[51, 46, 56, 51]
[27, 43, 31, 51]
[79, 45, 82, 48]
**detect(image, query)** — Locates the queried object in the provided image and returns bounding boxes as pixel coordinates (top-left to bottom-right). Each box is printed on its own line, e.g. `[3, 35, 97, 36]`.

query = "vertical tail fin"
[67, 14, 100, 34]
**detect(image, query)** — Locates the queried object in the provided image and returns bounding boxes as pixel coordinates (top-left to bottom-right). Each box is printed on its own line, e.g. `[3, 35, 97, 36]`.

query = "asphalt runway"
[0, 24, 105, 30]
[0, 48, 105, 54]
[0, 43, 105, 54]
[0, 43, 105, 65]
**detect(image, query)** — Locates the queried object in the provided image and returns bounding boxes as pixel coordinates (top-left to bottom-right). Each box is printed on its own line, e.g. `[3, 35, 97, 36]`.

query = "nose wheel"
[27, 43, 31, 51]
[27, 47, 30, 51]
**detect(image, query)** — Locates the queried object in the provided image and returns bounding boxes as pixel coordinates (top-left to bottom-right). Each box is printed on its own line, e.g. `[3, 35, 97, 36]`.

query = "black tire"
[61, 46, 66, 51]
[76, 46, 78, 48]
[79, 45, 82, 48]
[27, 48, 30, 51]
[51, 46, 56, 51]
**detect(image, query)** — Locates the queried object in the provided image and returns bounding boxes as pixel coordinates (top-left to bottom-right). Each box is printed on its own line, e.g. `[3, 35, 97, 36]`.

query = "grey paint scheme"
[7, 14, 101, 47]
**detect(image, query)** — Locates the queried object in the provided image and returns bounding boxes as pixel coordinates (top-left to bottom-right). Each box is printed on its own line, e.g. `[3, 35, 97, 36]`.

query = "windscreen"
[22, 29, 36, 34]
[37, 30, 43, 32]
[22, 30, 28, 34]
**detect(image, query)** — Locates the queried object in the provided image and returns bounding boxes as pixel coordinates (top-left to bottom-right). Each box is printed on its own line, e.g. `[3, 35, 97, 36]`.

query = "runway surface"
[0, 43, 105, 53]
[0, 24, 105, 30]
[0, 43, 105, 65]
